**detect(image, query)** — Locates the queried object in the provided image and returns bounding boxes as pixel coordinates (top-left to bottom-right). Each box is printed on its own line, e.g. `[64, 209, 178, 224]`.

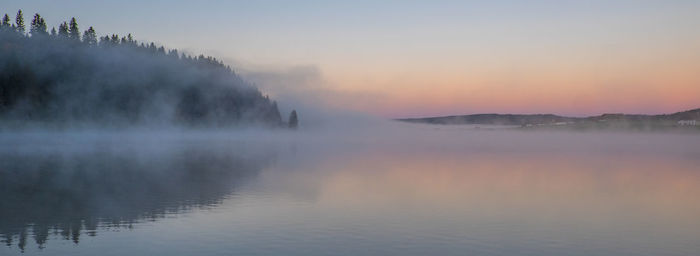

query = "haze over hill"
[398, 108, 700, 131]
[0, 11, 287, 129]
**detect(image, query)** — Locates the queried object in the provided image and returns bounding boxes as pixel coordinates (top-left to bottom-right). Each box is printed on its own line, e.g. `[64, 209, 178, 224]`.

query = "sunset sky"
[5, 0, 700, 117]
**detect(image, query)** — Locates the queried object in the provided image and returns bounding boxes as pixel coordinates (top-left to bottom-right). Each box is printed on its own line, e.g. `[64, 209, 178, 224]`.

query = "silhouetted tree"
[109, 34, 118, 44]
[30, 13, 48, 36]
[83, 26, 97, 45]
[99, 35, 110, 45]
[1, 14, 11, 29]
[68, 17, 80, 40]
[15, 10, 24, 34]
[50, 27, 56, 36]
[168, 49, 179, 59]
[127, 33, 134, 45]
[288, 110, 298, 129]
[58, 22, 69, 37]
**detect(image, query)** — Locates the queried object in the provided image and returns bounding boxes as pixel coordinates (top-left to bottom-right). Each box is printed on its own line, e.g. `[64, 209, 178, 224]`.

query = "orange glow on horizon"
[320, 47, 700, 117]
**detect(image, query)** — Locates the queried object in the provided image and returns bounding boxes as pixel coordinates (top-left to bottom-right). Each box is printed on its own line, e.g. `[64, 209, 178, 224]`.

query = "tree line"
[1, 9, 289, 127]
[2, 10, 235, 74]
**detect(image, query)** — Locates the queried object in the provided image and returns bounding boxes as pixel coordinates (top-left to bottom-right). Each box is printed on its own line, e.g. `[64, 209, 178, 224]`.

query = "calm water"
[1, 129, 700, 256]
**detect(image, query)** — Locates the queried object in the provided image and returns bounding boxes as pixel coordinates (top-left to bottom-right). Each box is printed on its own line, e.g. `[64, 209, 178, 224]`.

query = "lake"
[1, 128, 699, 256]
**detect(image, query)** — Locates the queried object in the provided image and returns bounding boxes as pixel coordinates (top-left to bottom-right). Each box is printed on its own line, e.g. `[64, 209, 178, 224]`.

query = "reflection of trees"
[0, 144, 274, 252]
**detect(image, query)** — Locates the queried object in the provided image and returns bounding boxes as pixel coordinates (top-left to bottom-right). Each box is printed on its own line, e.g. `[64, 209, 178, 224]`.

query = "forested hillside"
[0, 10, 283, 128]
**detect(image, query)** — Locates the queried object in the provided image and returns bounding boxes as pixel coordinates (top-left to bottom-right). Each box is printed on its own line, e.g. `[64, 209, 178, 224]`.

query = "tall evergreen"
[29, 13, 40, 34]
[126, 33, 136, 46]
[50, 27, 57, 36]
[83, 26, 97, 45]
[110, 34, 119, 44]
[1, 14, 10, 29]
[15, 10, 24, 34]
[30, 13, 48, 36]
[58, 22, 69, 37]
[68, 17, 80, 40]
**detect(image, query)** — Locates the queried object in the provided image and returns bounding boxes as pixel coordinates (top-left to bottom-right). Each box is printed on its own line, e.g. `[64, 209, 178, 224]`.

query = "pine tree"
[68, 17, 80, 40]
[127, 33, 135, 45]
[83, 26, 97, 45]
[99, 35, 110, 45]
[58, 22, 69, 37]
[30, 13, 48, 36]
[29, 14, 38, 35]
[15, 10, 24, 34]
[50, 27, 57, 36]
[1, 14, 10, 29]
[288, 110, 298, 129]
[168, 49, 179, 59]
[38, 16, 47, 34]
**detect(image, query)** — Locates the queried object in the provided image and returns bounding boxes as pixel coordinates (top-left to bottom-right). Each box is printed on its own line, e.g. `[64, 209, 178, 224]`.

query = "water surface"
[1, 130, 699, 255]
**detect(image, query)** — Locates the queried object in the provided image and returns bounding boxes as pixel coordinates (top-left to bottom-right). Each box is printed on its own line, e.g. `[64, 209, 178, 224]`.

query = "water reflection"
[0, 138, 274, 252]
[1, 131, 699, 255]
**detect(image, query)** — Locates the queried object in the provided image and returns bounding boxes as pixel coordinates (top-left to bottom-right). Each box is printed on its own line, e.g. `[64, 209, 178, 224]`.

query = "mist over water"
[2, 4, 699, 256]
[1, 124, 699, 256]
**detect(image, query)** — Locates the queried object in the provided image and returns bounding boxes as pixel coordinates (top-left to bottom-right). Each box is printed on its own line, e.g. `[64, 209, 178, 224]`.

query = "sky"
[2, 0, 699, 117]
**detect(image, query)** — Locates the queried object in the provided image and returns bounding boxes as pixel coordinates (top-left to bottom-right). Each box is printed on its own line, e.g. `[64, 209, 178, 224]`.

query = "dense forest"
[0, 10, 285, 128]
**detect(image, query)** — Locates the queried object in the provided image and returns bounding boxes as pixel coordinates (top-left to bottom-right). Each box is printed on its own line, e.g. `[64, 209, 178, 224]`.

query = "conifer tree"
[83, 26, 97, 45]
[168, 49, 179, 59]
[15, 10, 24, 34]
[58, 22, 69, 37]
[99, 35, 110, 45]
[68, 17, 80, 40]
[1, 14, 10, 29]
[30, 13, 48, 36]
[30, 13, 39, 34]
[50, 27, 56, 36]
[127, 33, 135, 45]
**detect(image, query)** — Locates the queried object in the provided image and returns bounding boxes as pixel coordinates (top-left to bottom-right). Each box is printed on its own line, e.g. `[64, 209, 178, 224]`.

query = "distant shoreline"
[396, 108, 700, 131]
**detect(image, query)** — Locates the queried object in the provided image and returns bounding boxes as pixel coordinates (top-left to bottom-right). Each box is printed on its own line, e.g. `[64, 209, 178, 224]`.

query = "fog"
[3, 74, 699, 253]
[3, 11, 700, 256]
[0, 29, 282, 129]
[3, 121, 700, 253]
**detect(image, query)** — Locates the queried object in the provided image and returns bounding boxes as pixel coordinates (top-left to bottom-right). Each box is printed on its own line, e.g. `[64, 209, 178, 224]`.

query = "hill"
[398, 108, 700, 131]
[0, 11, 283, 128]
[398, 114, 579, 126]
